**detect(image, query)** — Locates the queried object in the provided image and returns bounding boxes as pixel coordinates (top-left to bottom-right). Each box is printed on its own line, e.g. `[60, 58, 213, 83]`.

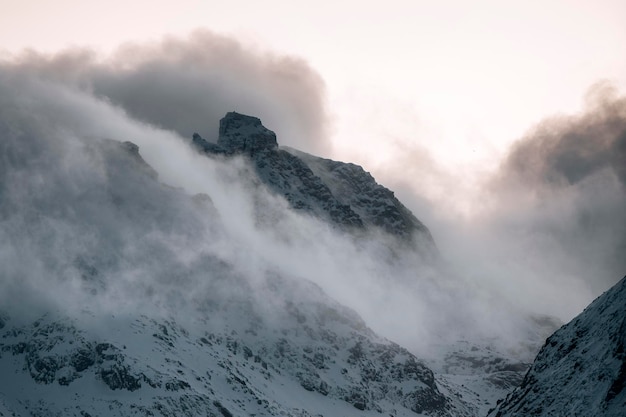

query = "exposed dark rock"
[95, 343, 118, 361]
[297, 372, 318, 392]
[71, 348, 95, 372]
[193, 132, 224, 155]
[165, 379, 191, 391]
[191, 112, 436, 245]
[12, 342, 28, 355]
[486, 371, 526, 390]
[212, 400, 234, 417]
[292, 148, 435, 244]
[100, 364, 141, 391]
[318, 380, 330, 396]
[347, 341, 364, 364]
[217, 112, 278, 154]
[29, 355, 59, 384]
[310, 352, 327, 369]
[345, 390, 367, 410]
[403, 387, 448, 415]
[242, 345, 253, 360]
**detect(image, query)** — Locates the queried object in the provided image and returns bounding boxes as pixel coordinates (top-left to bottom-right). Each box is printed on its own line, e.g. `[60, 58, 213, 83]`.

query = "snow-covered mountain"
[0, 106, 565, 416]
[0, 111, 484, 416]
[488, 275, 626, 417]
[0, 278, 466, 417]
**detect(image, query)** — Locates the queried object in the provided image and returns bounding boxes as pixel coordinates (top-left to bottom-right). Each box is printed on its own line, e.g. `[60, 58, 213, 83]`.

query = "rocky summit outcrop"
[217, 112, 278, 153]
[192, 113, 278, 155]
[488, 276, 626, 417]
[192, 112, 435, 246]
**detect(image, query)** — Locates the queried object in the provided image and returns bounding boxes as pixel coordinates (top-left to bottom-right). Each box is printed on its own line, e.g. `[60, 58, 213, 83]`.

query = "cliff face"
[192, 112, 435, 248]
[288, 147, 433, 243]
[488, 276, 626, 417]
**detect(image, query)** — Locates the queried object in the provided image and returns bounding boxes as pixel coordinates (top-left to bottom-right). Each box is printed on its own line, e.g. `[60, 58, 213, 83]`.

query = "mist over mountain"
[0, 73, 532, 415]
[192, 112, 435, 249]
[0, 32, 624, 417]
[0, 96, 512, 415]
[3, 31, 624, 323]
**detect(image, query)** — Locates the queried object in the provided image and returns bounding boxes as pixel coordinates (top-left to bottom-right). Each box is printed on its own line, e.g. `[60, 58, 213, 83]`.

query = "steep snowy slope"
[488, 276, 626, 417]
[0, 276, 468, 417]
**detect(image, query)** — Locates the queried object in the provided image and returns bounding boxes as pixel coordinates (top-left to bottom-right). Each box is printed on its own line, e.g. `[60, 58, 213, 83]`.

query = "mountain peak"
[217, 112, 278, 153]
[191, 112, 437, 247]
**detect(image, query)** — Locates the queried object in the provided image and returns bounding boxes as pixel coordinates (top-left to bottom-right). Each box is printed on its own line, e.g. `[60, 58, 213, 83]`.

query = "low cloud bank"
[0, 33, 623, 364]
[488, 81, 626, 295]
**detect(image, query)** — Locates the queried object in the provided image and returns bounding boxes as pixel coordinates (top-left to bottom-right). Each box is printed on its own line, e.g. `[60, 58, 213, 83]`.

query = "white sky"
[1, 0, 625, 213]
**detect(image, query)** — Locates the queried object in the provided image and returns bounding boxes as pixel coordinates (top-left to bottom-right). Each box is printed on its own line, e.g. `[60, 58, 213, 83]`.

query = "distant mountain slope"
[192, 112, 435, 248]
[488, 276, 626, 417]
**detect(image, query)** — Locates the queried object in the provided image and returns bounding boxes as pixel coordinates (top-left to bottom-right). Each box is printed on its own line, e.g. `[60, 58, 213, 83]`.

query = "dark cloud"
[2, 30, 331, 155]
[368, 82, 626, 326]
[502, 81, 626, 189]
[488, 81, 626, 293]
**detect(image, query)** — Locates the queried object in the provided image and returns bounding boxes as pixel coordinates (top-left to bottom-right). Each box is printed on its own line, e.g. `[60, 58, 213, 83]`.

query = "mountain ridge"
[488, 275, 626, 417]
[192, 112, 435, 248]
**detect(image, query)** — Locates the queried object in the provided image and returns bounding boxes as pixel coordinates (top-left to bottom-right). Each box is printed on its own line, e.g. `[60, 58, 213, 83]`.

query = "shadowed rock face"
[289, 147, 434, 243]
[218, 112, 278, 153]
[192, 112, 436, 248]
[488, 276, 626, 417]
